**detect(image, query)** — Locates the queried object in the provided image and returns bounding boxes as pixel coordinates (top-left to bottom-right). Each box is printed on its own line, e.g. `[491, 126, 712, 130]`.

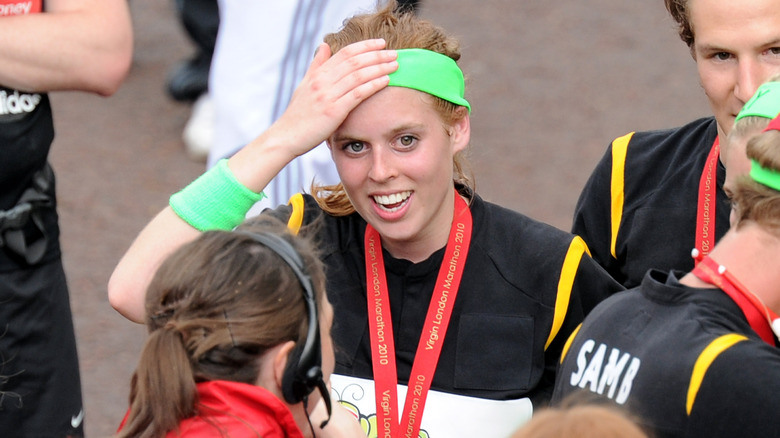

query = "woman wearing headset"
[115, 219, 362, 437]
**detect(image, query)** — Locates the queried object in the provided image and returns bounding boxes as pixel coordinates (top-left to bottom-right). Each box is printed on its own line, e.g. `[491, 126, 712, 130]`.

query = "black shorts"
[0, 258, 84, 437]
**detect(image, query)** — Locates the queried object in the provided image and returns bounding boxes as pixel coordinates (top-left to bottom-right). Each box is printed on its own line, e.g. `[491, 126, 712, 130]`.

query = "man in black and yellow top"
[553, 113, 780, 437]
[573, 0, 780, 288]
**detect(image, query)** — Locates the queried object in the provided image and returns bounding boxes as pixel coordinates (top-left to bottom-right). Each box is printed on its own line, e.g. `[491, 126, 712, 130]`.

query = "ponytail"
[117, 323, 197, 438]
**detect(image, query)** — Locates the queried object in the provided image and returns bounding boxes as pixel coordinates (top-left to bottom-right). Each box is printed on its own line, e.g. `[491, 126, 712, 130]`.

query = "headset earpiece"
[280, 335, 323, 404]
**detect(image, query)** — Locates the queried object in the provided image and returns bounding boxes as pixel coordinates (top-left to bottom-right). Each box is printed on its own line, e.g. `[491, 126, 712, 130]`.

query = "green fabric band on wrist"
[389, 48, 471, 112]
[736, 81, 780, 122]
[169, 159, 267, 231]
[750, 158, 780, 192]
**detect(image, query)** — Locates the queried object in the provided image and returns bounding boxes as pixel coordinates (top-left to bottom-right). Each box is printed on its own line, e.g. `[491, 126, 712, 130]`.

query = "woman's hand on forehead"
[273, 39, 399, 157]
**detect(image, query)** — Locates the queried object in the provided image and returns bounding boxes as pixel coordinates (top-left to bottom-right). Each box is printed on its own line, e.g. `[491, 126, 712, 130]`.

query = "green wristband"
[169, 159, 267, 231]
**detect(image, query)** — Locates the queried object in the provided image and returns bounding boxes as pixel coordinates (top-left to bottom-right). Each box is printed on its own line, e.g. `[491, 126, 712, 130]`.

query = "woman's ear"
[273, 340, 297, 389]
[449, 111, 471, 153]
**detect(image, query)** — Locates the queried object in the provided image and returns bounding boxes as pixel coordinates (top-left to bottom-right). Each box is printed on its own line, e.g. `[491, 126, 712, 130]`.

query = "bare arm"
[0, 0, 132, 95]
[108, 39, 398, 322]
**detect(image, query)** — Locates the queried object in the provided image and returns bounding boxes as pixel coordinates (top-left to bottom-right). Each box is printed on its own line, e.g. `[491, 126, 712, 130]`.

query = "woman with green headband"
[552, 113, 780, 437]
[109, 2, 621, 436]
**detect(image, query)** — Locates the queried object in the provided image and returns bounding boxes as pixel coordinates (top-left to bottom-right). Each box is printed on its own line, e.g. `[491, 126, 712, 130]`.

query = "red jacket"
[120, 380, 305, 437]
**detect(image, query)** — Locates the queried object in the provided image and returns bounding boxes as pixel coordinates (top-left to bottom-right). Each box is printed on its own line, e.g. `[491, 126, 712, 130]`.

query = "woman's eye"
[344, 142, 365, 153]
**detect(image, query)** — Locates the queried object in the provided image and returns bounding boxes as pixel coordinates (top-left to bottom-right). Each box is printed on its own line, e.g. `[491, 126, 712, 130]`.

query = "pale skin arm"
[108, 39, 398, 323]
[0, 0, 132, 95]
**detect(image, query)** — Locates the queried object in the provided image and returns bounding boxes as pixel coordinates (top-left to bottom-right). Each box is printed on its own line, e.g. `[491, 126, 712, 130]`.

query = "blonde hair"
[731, 129, 780, 234]
[511, 403, 650, 438]
[312, 0, 474, 216]
[728, 74, 780, 233]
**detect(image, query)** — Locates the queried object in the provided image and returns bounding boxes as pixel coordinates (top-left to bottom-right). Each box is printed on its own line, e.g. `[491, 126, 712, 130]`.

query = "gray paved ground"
[48, 1, 710, 436]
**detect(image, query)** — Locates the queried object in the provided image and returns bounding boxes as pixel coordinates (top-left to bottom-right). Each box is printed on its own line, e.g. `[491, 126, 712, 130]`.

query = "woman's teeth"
[373, 191, 411, 212]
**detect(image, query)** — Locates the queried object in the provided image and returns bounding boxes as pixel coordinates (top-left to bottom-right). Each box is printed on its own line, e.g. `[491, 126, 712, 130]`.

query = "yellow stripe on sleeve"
[686, 334, 747, 415]
[560, 324, 582, 364]
[582, 240, 592, 258]
[286, 193, 305, 236]
[545, 236, 587, 351]
[610, 133, 633, 259]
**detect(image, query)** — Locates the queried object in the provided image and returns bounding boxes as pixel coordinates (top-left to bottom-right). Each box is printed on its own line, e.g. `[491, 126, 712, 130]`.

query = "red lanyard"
[364, 190, 473, 438]
[695, 137, 720, 261]
[692, 255, 778, 345]
[0, 0, 43, 14]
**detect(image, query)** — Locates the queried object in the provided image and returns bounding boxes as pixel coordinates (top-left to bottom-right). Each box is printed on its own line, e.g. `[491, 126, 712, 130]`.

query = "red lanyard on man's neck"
[695, 137, 720, 261]
[364, 190, 472, 438]
[692, 255, 778, 345]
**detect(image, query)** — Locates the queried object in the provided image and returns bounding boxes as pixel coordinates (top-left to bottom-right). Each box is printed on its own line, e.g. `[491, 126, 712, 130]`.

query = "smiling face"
[690, 0, 780, 138]
[327, 87, 469, 262]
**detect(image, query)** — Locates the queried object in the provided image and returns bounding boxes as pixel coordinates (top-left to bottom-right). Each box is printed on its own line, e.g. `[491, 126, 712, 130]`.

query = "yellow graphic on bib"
[339, 400, 430, 438]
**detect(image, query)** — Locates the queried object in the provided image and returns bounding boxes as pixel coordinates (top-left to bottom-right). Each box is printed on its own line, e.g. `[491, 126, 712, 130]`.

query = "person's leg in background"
[169, 0, 220, 162]
[168, 0, 219, 102]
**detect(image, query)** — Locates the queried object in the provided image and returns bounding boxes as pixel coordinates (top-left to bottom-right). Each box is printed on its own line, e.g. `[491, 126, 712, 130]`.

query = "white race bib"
[330, 374, 533, 438]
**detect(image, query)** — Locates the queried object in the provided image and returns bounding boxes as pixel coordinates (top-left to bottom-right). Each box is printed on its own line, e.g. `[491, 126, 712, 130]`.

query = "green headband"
[388, 48, 471, 111]
[735, 81, 780, 122]
[750, 159, 780, 192]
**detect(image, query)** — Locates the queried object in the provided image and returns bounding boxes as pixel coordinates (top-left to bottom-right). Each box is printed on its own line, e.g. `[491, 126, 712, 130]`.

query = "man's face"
[690, 0, 780, 138]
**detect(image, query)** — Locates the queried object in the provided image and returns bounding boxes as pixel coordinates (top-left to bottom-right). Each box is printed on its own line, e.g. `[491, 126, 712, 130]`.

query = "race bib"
[331, 374, 534, 438]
